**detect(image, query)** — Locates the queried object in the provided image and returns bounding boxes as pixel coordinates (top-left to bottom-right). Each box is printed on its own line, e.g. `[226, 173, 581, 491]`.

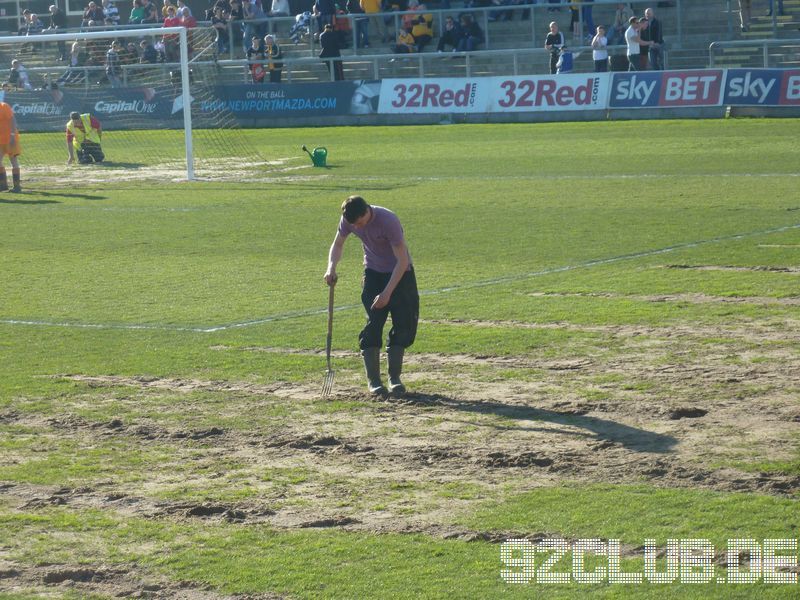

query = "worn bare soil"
[1, 309, 799, 597]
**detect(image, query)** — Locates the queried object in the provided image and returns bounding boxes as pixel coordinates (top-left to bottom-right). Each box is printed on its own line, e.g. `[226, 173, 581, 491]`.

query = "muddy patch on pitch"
[665, 264, 800, 274]
[0, 559, 286, 599]
[58, 373, 321, 400]
[528, 290, 800, 306]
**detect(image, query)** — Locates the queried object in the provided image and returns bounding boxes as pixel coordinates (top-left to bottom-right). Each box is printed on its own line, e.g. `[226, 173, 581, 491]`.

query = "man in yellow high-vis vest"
[66, 111, 105, 165]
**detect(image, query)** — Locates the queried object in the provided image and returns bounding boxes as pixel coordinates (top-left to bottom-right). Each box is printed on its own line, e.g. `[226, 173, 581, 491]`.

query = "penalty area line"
[2, 222, 798, 333]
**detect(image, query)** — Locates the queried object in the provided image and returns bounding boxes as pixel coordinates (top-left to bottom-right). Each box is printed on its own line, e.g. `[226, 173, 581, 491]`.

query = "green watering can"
[302, 145, 328, 167]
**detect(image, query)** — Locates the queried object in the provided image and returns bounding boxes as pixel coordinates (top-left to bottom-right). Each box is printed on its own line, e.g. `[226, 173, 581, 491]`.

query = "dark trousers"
[359, 267, 419, 350]
[78, 141, 104, 164]
[324, 58, 344, 81]
[549, 51, 559, 75]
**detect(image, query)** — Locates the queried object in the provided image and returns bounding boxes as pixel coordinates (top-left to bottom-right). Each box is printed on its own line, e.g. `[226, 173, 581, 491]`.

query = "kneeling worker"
[66, 111, 105, 165]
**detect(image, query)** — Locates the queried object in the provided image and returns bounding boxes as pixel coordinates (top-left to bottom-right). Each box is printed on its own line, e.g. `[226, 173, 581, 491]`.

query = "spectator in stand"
[82, 2, 105, 27]
[347, 0, 369, 48]
[161, 0, 176, 17]
[270, 0, 290, 34]
[270, 0, 290, 17]
[556, 46, 573, 73]
[228, 0, 244, 52]
[179, 6, 197, 57]
[24, 13, 45, 55]
[122, 42, 139, 64]
[27, 13, 45, 35]
[767, 0, 784, 17]
[162, 4, 181, 61]
[105, 40, 122, 87]
[738, 0, 751, 32]
[436, 15, 461, 52]
[211, 6, 230, 54]
[314, 0, 337, 33]
[392, 25, 416, 53]
[610, 2, 633, 45]
[129, 0, 147, 23]
[58, 42, 87, 85]
[245, 34, 266, 82]
[544, 20, 565, 74]
[581, 0, 594, 40]
[141, 0, 160, 23]
[457, 14, 483, 51]
[319, 23, 344, 80]
[361, 0, 387, 44]
[263, 34, 283, 82]
[17, 10, 31, 36]
[637, 16, 649, 69]
[163, 4, 180, 26]
[103, 0, 120, 25]
[401, 0, 420, 29]
[410, 14, 432, 51]
[47, 5, 69, 61]
[569, 1, 580, 40]
[591, 24, 608, 71]
[8, 60, 33, 90]
[180, 4, 197, 26]
[625, 16, 651, 71]
[643, 7, 663, 70]
[139, 38, 160, 62]
[488, 0, 508, 23]
[242, 0, 266, 51]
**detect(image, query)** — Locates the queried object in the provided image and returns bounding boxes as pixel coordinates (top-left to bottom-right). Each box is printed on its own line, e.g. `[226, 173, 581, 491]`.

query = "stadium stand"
[2, 0, 799, 87]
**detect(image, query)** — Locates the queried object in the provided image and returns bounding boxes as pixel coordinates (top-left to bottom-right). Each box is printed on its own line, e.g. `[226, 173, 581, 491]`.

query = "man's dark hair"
[342, 195, 369, 224]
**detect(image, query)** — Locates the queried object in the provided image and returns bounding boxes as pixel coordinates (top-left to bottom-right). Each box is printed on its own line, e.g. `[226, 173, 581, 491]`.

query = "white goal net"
[0, 26, 268, 182]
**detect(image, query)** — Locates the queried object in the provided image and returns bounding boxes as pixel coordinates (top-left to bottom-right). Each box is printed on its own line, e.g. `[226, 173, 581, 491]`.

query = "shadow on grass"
[21, 190, 107, 201]
[402, 393, 677, 453]
[93, 162, 146, 169]
[0, 195, 60, 204]
[276, 180, 419, 192]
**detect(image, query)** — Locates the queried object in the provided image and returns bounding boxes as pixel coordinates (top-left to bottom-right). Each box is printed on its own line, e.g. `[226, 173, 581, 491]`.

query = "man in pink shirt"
[325, 195, 419, 396]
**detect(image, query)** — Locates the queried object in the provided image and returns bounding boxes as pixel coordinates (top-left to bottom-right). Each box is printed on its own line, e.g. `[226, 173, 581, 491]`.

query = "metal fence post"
[725, 0, 733, 40]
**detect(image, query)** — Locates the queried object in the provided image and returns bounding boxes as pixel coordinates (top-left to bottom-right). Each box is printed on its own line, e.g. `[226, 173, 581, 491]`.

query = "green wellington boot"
[362, 347, 388, 396]
[387, 345, 406, 396]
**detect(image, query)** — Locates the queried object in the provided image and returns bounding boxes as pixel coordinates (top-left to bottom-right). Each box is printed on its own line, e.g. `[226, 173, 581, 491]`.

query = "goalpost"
[0, 26, 266, 182]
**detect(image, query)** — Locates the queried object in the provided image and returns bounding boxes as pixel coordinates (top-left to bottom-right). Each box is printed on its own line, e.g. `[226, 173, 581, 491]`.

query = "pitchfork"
[322, 283, 335, 397]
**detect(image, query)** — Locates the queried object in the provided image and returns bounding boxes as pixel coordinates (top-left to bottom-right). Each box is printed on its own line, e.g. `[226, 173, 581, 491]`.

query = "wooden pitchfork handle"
[326, 283, 335, 371]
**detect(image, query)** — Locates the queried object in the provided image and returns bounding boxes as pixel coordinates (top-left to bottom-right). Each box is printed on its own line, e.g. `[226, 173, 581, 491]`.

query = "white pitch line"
[2, 222, 799, 334]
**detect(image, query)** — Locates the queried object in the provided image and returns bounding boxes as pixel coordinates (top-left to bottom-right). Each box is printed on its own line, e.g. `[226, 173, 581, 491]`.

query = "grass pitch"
[1, 119, 799, 598]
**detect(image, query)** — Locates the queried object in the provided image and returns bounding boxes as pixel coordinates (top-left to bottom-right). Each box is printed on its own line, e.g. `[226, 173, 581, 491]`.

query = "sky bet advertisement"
[5, 69, 799, 131]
